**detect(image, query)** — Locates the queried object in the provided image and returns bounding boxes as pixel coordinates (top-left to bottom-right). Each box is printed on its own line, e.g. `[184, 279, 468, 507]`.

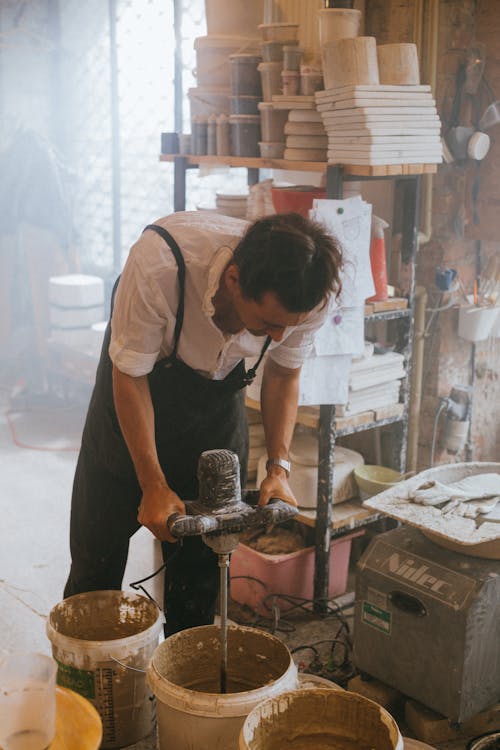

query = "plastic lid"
[229, 114, 261, 122]
[229, 53, 262, 62]
[259, 23, 299, 29]
[317, 7, 361, 15]
[467, 131, 490, 160]
[262, 40, 299, 48]
[194, 35, 260, 48]
[257, 61, 284, 69]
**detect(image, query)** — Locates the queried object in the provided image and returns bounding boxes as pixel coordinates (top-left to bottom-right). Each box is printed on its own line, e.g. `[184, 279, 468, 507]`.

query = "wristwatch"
[265, 458, 291, 477]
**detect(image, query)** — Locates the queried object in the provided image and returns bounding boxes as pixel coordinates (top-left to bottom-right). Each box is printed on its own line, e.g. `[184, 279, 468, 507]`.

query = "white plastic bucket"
[194, 36, 260, 88]
[46, 591, 163, 749]
[239, 688, 404, 750]
[458, 304, 500, 342]
[205, 0, 264, 36]
[147, 624, 298, 750]
[257, 61, 284, 102]
[188, 87, 230, 122]
[317, 8, 362, 47]
[377, 42, 420, 85]
[322, 36, 380, 90]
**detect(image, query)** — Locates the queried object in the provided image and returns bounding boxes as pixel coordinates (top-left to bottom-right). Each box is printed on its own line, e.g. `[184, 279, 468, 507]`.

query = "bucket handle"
[109, 656, 146, 673]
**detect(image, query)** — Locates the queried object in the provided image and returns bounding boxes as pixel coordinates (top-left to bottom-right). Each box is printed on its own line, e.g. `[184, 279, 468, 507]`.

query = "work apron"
[64, 224, 270, 635]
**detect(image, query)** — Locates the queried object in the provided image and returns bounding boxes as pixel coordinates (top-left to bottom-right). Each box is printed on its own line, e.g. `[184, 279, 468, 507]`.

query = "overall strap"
[242, 335, 272, 387]
[143, 223, 185, 358]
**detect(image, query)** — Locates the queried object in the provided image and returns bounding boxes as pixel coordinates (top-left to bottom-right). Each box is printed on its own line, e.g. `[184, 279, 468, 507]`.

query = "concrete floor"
[0, 380, 473, 750]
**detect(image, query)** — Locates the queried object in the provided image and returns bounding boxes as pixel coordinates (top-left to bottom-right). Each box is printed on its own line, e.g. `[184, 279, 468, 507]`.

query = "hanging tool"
[167, 448, 297, 693]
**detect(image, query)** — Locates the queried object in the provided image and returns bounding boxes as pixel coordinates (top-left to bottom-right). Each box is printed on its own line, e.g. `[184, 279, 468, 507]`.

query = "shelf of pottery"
[166, 1, 441, 173]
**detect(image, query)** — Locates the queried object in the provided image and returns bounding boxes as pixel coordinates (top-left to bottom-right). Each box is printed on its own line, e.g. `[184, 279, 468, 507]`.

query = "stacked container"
[229, 53, 262, 156]
[190, 35, 261, 154]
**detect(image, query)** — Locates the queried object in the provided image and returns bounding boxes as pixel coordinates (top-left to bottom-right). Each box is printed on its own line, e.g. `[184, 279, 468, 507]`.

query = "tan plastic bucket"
[46, 591, 163, 749]
[205, 0, 264, 36]
[147, 624, 298, 750]
[322, 36, 379, 90]
[239, 688, 404, 750]
[194, 36, 260, 88]
[317, 8, 362, 47]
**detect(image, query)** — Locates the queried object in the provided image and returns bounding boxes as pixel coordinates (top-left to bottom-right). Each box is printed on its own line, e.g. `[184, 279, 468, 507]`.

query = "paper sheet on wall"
[310, 197, 374, 306]
[313, 305, 365, 357]
[299, 354, 352, 406]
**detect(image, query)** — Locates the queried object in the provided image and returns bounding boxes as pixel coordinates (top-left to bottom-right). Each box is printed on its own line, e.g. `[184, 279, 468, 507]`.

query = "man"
[64, 209, 343, 635]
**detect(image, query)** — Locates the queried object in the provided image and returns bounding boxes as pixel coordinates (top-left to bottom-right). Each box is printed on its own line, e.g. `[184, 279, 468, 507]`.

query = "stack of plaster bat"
[314, 84, 443, 166]
[272, 94, 327, 162]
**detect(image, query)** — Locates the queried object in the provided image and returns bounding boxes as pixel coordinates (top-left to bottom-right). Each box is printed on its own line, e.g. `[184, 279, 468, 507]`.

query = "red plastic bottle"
[367, 216, 389, 302]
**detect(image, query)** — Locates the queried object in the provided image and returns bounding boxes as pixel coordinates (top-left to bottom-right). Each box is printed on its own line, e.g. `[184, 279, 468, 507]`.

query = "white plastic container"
[259, 141, 285, 158]
[0, 653, 57, 750]
[147, 624, 298, 750]
[257, 433, 363, 508]
[317, 8, 361, 47]
[194, 36, 260, 88]
[50, 304, 105, 329]
[283, 45, 303, 71]
[188, 87, 230, 121]
[458, 304, 500, 342]
[257, 61, 283, 102]
[259, 23, 299, 42]
[49, 274, 104, 308]
[258, 102, 289, 141]
[46, 591, 163, 749]
[281, 69, 300, 96]
[377, 42, 420, 85]
[205, 0, 264, 36]
[300, 70, 324, 95]
[239, 688, 404, 750]
[322, 36, 379, 90]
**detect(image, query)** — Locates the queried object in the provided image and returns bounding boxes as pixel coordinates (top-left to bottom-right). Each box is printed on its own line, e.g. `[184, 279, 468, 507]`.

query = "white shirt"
[109, 211, 333, 380]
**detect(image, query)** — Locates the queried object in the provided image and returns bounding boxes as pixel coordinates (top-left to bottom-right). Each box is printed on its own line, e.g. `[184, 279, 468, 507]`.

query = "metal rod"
[219, 553, 230, 693]
[108, 0, 122, 276]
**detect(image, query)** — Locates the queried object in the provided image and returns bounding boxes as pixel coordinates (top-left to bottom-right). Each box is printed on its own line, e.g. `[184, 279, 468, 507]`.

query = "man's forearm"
[112, 365, 166, 490]
[260, 358, 300, 462]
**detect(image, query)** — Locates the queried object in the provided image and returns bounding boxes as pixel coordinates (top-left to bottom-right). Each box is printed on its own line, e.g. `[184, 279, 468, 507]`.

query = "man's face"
[234, 289, 309, 342]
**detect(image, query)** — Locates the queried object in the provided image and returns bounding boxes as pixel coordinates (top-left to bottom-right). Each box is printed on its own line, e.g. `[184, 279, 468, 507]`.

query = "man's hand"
[137, 482, 186, 542]
[259, 470, 298, 508]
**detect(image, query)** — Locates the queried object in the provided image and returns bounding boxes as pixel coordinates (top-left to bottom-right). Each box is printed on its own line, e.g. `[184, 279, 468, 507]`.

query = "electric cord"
[127, 561, 357, 683]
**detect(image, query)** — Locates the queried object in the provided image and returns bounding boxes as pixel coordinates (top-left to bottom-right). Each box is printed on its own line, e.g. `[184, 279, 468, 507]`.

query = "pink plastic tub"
[230, 530, 363, 615]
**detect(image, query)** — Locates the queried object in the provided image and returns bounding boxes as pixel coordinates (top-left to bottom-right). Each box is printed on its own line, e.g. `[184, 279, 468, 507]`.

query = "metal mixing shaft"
[167, 449, 297, 692]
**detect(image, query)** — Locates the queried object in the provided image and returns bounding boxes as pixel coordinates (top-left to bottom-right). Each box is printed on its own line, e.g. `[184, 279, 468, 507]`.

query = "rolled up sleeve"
[109, 241, 178, 376]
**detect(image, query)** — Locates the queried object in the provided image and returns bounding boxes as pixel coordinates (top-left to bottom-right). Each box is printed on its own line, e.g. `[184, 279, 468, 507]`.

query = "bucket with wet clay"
[239, 688, 404, 750]
[46, 590, 163, 748]
[147, 624, 298, 750]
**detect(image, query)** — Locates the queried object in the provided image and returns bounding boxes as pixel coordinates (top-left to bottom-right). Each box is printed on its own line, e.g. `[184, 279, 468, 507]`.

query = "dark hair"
[232, 212, 343, 313]
[233, 213, 343, 313]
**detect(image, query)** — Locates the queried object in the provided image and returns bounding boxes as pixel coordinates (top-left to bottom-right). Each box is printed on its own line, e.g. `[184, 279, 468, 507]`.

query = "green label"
[56, 659, 95, 699]
[362, 600, 391, 634]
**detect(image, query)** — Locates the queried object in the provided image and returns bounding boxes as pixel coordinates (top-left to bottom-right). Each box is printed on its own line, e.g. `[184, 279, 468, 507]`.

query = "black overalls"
[64, 224, 269, 635]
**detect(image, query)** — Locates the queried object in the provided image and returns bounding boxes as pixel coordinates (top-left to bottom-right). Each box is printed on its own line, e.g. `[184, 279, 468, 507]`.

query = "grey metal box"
[353, 526, 500, 723]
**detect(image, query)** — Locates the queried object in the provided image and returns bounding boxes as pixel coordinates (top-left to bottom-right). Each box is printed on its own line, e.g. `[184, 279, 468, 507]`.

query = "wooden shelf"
[160, 153, 437, 177]
[245, 398, 405, 433]
[160, 153, 326, 173]
[297, 497, 385, 535]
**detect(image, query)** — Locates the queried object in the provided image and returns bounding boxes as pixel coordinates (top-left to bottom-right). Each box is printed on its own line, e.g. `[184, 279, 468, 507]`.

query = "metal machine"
[353, 525, 500, 723]
[167, 448, 297, 692]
